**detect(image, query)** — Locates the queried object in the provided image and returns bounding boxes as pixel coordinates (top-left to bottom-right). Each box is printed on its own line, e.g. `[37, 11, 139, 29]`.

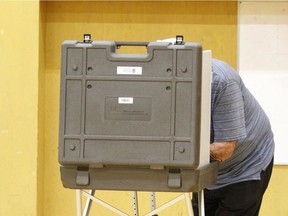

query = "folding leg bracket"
[168, 169, 181, 188]
[76, 169, 90, 186]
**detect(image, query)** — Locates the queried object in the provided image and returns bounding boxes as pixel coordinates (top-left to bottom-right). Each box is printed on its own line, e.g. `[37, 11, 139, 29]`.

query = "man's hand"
[210, 140, 236, 162]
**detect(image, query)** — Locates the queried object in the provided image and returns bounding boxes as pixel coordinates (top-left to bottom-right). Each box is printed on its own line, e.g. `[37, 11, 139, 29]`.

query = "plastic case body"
[59, 40, 218, 191]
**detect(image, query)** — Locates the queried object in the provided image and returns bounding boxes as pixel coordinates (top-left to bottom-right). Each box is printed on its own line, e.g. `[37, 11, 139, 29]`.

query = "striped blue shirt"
[208, 59, 275, 190]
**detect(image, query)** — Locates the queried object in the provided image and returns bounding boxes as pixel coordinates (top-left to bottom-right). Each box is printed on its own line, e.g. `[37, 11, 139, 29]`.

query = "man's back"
[209, 59, 275, 189]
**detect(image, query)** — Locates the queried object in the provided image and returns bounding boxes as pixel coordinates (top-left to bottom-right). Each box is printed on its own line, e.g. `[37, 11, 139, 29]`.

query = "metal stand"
[76, 190, 205, 216]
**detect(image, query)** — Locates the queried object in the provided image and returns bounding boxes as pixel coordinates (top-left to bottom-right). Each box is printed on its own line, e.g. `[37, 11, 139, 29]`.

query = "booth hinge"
[167, 169, 182, 188]
[76, 167, 90, 186]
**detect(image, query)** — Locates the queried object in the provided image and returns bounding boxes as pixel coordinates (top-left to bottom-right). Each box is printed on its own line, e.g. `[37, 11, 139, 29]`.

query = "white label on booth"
[117, 66, 142, 75]
[118, 97, 134, 104]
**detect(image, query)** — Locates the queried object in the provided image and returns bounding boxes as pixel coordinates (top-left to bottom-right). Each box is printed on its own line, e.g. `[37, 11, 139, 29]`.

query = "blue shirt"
[208, 59, 275, 190]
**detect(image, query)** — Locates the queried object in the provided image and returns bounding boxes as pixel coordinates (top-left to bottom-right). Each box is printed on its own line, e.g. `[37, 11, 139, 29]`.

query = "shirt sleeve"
[212, 80, 247, 142]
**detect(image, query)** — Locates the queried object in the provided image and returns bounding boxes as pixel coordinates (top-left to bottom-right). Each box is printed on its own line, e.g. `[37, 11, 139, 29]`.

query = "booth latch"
[76, 168, 90, 186]
[168, 169, 182, 188]
[175, 35, 185, 45]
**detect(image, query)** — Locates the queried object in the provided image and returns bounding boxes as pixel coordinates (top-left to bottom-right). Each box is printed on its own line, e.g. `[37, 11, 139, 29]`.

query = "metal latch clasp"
[76, 167, 90, 186]
[175, 35, 184, 45]
[83, 34, 92, 43]
[168, 169, 182, 188]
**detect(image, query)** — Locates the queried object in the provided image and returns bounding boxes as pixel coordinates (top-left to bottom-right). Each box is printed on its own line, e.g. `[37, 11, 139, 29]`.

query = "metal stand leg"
[144, 193, 194, 216]
[150, 192, 158, 216]
[132, 191, 139, 216]
[150, 192, 156, 211]
[76, 190, 82, 216]
[77, 190, 129, 216]
[184, 193, 193, 216]
[83, 190, 95, 216]
[198, 190, 205, 216]
[76, 190, 199, 216]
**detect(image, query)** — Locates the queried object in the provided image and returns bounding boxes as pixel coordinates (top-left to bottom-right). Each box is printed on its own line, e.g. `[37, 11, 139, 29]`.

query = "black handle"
[115, 41, 149, 49]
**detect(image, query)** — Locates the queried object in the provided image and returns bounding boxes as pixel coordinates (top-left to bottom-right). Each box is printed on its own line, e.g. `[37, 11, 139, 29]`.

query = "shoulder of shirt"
[212, 58, 240, 83]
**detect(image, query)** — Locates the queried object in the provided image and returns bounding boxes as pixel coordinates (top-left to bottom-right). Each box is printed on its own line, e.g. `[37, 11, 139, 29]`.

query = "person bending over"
[192, 59, 275, 216]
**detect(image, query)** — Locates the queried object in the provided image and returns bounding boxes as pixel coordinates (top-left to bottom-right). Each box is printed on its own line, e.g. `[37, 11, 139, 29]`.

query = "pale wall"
[0, 1, 40, 215]
[238, 2, 288, 215]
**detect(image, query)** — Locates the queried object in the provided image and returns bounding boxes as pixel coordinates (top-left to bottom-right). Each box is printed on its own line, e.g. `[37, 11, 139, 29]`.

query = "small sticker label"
[118, 97, 133, 104]
[117, 66, 142, 75]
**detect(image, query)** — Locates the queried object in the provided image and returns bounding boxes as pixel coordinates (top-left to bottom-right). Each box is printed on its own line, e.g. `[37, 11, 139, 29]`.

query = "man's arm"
[210, 140, 236, 162]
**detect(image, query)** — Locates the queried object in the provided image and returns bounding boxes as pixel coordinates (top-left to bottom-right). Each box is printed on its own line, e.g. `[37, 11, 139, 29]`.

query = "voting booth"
[59, 35, 217, 197]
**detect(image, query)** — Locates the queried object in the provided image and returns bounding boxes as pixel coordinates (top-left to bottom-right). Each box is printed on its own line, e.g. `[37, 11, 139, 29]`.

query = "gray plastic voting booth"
[59, 35, 218, 215]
